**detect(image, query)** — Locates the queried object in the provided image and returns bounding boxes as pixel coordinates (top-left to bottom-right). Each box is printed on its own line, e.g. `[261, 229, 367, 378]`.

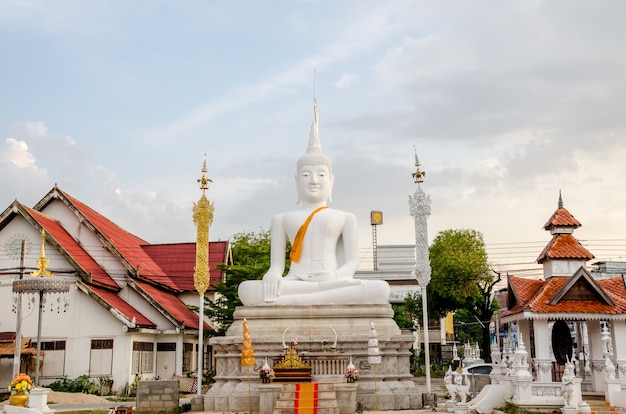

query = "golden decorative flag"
[241, 319, 255, 367]
[289, 206, 327, 263]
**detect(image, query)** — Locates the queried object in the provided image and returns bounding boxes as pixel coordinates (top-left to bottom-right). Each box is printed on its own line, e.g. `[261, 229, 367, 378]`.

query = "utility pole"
[12, 240, 26, 377]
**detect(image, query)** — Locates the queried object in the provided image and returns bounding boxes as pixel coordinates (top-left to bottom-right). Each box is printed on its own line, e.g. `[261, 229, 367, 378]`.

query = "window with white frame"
[35, 340, 66, 377]
[89, 339, 113, 375]
[131, 341, 154, 374]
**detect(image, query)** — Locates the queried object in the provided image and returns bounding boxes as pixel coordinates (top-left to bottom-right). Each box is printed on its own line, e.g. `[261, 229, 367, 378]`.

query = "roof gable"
[501, 273, 626, 319]
[549, 266, 614, 306]
[1, 201, 119, 290]
[507, 275, 544, 311]
[34, 187, 178, 291]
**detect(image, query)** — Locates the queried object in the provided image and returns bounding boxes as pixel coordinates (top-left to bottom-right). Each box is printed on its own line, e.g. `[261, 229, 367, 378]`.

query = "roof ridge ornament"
[558, 190, 563, 209]
[412, 145, 426, 184]
[31, 230, 52, 277]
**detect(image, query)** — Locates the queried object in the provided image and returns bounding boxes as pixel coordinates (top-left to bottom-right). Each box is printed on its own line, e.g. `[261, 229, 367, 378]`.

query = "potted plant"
[8, 373, 33, 407]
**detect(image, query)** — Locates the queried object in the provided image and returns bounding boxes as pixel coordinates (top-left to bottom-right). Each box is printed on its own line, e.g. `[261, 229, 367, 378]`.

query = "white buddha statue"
[238, 98, 390, 306]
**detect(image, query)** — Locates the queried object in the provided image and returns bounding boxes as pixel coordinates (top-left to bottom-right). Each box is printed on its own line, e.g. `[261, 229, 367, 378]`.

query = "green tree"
[204, 230, 290, 335]
[393, 291, 422, 329]
[428, 229, 501, 361]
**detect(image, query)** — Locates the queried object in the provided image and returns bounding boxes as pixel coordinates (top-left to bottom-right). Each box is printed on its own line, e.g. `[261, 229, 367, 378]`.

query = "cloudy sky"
[2, 0, 626, 277]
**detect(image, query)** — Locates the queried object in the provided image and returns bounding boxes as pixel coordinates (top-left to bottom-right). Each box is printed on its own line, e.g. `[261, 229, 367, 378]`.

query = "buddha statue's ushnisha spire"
[298, 70, 332, 173]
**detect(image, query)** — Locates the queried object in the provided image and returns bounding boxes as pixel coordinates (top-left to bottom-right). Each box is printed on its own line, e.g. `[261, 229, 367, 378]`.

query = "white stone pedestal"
[454, 402, 470, 414]
[605, 378, 621, 407]
[205, 304, 417, 413]
[27, 388, 54, 414]
[560, 407, 578, 414]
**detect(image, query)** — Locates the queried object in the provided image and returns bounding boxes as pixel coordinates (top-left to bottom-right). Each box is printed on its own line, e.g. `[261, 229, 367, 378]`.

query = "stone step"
[273, 382, 339, 414]
[274, 408, 338, 414]
[274, 400, 339, 409]
[279, 382, 336, 392]
[279, 390, 337, 399]
[585, 399, 615, 414]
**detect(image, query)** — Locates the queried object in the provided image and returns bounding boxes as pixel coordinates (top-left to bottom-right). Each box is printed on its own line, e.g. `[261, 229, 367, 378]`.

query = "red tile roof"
[536, 234, 594, 263]
[58, 190, 179, 291]
[543, 207, 582, 230]
[501, 273, 626, 319]
[83, 284, 156, 328]
[21, 204, 119, 289]
[142, 241, 230, 291]
[134, 281, 210, 330]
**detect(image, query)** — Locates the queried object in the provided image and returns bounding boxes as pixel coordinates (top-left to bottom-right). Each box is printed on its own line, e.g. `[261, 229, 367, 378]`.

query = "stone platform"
[204, 304, 419, 413]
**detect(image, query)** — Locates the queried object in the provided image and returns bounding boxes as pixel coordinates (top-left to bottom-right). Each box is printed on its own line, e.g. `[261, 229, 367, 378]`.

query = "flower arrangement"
[8, 373, 33, 394]
[321, 338, 329, 346]
[259, 368, 275, 381]
[292, 338, 298, 346]
[345, 367, 359, 382]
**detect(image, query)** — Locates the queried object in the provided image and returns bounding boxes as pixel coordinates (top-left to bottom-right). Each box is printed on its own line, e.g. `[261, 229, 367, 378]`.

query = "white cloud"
[2, 138, 36, 169]
[335, 73, 357, 89]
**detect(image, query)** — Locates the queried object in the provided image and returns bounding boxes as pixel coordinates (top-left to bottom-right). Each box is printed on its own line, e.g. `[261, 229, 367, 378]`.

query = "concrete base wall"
[135, 380, 179, 413]
[205, 304, 419, 412]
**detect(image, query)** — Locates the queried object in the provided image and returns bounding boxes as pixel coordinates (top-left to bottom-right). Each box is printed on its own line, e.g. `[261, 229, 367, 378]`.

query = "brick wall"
[136, 380, 179, 413]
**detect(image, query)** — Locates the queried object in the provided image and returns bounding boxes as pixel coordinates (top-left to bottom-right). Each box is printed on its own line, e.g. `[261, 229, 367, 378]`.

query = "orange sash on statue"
[289, 206, 328, 263]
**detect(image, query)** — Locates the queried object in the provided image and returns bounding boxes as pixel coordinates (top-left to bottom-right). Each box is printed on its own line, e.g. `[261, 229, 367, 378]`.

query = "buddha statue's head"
[295, 102, 334, 204]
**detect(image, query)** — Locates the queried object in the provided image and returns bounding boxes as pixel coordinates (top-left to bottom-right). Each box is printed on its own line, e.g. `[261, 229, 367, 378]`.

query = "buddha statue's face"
[296, 163, 334, 204]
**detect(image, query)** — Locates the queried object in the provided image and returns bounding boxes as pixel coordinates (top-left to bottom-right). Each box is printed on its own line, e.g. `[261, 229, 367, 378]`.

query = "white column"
[587, 320, 605, 392]
[532, 320, 553, 382]
[611, 320, 626, 385]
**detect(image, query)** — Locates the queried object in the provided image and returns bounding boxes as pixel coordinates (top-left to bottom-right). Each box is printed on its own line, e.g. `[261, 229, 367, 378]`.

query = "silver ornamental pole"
[408, 150, 432, 394]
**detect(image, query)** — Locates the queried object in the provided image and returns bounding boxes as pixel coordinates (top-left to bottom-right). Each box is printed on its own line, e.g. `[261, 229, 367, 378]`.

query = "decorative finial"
[412, 146, 426, 184]
[32, 229, 52, 277]
[197, 154, 212, 195]
[307, 69, 321, 154]
[558, 190, 563, 209]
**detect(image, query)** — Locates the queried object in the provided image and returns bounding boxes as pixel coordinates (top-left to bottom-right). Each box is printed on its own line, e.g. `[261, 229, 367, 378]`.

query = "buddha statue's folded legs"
[238, 279, 390, 306]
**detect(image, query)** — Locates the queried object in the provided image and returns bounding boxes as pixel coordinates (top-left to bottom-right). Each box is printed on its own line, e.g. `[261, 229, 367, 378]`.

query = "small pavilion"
[499, 193, 626, 398]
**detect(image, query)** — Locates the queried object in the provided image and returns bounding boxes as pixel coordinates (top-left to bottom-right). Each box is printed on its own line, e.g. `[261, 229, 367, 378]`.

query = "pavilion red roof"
[536, 234, 595, 263]
[501, 273, 626, 320]
[543, 207, 582, 230]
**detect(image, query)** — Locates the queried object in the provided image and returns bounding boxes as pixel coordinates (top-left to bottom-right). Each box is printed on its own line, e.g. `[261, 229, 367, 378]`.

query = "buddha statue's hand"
[263, 281, 278, 302]
[262, 272, 281, 302]
[294, 271, 336, 282]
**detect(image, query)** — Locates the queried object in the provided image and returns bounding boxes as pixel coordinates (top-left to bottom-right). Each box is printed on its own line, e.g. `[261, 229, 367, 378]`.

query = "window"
[34, 340, 66, 377]
[90, 339, 113, 375]
[183, 343, 193, 373]
[131, 342, 154, 374]
[157, 342, 176, 352]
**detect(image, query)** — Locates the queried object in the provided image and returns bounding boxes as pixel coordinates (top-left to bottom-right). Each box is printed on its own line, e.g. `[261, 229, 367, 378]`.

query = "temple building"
[0, 185, 232, 394]
[499, 193, 626, 394]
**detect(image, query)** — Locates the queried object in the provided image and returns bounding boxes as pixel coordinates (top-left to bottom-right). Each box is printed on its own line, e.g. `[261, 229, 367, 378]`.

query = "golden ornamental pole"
[192, 155, 214, 397]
